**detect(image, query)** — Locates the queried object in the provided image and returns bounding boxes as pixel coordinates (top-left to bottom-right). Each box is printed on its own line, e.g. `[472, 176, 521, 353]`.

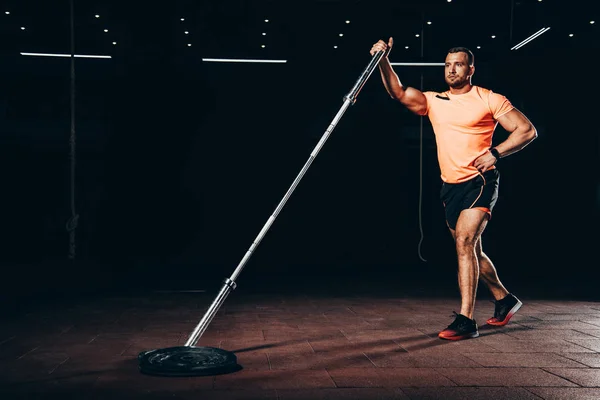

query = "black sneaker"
[487, 293, 523, 326]
[438, 312, 479, 340]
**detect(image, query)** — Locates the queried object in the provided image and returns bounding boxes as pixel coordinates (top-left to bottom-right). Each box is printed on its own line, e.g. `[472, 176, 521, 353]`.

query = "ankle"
[495, 291, 511, 302]
[459, 311, 474, 320]
[497, 292, 513, 303]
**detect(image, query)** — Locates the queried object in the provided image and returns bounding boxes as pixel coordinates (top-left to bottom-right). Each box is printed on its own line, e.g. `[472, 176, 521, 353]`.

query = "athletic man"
[370, 38, 537, 340]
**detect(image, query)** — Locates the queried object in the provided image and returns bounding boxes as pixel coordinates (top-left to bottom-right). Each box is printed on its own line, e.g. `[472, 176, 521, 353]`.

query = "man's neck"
[448, 84, 474, 95]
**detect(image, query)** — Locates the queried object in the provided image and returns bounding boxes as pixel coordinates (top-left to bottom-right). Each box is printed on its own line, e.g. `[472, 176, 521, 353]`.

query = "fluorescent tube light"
[391, 62, 445, 66]
[511, 27, 551, 50]
[202, 58, 287, 63]
[20, 52, 111, 59]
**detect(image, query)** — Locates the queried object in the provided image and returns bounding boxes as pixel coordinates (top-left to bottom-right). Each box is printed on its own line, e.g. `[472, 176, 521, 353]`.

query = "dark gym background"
[0, 0, 598, 308]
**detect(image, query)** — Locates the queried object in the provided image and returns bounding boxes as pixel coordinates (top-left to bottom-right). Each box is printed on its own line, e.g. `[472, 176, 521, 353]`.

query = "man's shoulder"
[473, 86, 514, 116]
[474, 85, 491, 92]
[473, 85, 505, 98]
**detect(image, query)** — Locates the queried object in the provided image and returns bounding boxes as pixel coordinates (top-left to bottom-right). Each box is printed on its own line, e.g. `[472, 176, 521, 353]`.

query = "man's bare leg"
[475, 238, 509, 301]
[451, 209, 489, 320]
[475, 236, 522, 326]
[450, 226, 510, 302]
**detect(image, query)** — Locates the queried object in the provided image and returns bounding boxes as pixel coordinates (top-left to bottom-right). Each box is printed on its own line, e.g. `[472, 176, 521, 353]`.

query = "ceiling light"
[185, 31, 189, 34]
[427, 21, 432, 25]
[202, 58, 287, 64]
[112, 42, 117, 45]
[415, 34, 420, 37]
[339, 33, 343, 37]
[95, 14, 100, 18]
[491, 35, 496, 38]
[21, 27, 25, 30]
[21, 52, 111, 59]
[569, 33, 574, 37]
[477, 46, 481, 49]
[345, 20, 350, 24]
[590, 21, 595, 24]
[511, 27, 550, 50]
[264, 19, 269, 22]
[187, 43, 192, 46]
[180, 18, 184, 21]
[447, 0, 452, 2]
[390, 62, 444, 66]
[262, 32, 266, 35]
[261, 44, 266, 48]
[334, 45, 338, 49]
[5, 11, 10, 15]
[405, 46, 409, 49]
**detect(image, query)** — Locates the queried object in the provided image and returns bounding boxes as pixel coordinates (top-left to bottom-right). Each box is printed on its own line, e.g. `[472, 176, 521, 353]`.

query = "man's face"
[444, 52, 473, 89]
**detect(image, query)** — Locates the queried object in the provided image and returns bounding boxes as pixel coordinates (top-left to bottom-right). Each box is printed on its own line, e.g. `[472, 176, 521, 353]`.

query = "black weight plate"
[138, 346, 241, 377]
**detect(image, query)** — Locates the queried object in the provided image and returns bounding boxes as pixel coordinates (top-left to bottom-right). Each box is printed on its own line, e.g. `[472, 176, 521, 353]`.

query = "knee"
[455, 233, 477, 253]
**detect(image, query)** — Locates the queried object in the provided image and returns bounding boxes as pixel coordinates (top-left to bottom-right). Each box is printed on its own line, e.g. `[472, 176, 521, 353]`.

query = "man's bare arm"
[494, 108, 538, 157]
[377, 59, 427, 115]
[473, 108, 537, 172]
[370, 37, 427, 116]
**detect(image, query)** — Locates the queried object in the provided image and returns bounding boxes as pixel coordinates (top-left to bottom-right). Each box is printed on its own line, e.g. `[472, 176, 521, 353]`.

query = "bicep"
[399, 87, 428, 115]
[496, 108, 533, 133]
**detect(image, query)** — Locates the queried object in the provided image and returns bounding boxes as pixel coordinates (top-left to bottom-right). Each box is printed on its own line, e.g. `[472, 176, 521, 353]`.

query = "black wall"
[0, 40, 598, 300]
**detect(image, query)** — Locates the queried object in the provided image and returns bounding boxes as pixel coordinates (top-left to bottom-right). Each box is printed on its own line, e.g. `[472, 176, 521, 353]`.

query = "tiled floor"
[1, 283, 600, 399]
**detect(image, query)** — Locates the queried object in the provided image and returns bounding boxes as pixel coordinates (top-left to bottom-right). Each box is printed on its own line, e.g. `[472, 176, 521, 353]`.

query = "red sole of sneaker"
[487, 300, 523, 326]
[438, 332, 480, 340]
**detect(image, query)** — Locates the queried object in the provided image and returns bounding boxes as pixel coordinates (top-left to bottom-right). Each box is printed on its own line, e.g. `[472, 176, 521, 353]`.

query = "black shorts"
[440, 169, 500, 230]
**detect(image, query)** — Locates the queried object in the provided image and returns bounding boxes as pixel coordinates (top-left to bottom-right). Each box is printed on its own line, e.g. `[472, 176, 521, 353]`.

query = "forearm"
[378, 58, 405, 100]
[494, 125, 537, 158]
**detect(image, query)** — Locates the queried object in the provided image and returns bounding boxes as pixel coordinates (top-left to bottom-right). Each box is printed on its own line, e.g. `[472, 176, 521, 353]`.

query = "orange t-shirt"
[420, 86, 514, 183]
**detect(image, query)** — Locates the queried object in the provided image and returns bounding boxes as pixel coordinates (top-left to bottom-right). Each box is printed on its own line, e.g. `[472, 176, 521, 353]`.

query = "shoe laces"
[447, 311, 468, 329]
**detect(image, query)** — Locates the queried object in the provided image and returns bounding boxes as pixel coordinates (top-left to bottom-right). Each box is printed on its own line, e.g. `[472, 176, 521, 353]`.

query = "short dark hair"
[447, 47, 474, 66]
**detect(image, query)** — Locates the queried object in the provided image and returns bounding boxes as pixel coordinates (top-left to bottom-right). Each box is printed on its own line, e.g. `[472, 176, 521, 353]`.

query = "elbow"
[519, 123, 537, 143]
[391, 90, 405, 102]
[389, 90, 401, 101]
[528, 125, 538, 142]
